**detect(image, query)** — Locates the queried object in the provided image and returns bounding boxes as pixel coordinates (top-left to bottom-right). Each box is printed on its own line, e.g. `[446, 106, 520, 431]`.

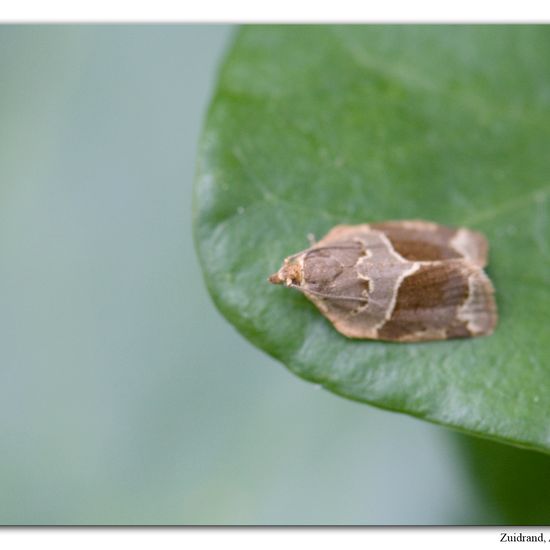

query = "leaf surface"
[194, 26, 550, 452]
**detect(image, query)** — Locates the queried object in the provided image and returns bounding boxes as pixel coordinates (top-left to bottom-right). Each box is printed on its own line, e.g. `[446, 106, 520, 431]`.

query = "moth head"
[268, 258, 304, 287]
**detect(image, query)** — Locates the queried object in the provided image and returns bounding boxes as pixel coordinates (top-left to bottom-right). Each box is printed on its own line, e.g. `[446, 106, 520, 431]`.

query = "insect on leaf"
[194, 25, 550, 453]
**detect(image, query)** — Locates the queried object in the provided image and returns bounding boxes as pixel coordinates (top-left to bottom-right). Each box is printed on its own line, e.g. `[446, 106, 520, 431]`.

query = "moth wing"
[377, 260, 497, 342]
[296, 222, 495, 342]
[315, 221, 488, 266]
[370, 220, 489, 267]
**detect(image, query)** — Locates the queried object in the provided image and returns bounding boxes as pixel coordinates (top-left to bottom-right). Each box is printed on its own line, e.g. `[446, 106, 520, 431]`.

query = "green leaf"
[456, 433, 550, 524]
[194, 26, 550, 453]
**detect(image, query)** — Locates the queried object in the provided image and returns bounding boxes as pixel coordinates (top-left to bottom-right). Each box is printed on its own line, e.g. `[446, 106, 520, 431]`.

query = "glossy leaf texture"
[194, 26, 550, 452]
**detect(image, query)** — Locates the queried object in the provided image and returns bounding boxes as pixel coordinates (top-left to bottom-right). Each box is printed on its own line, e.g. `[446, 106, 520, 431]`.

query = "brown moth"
[268, 220, 497, 342]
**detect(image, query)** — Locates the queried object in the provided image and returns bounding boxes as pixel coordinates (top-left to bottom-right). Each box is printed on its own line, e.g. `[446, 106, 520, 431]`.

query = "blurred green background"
[0, 25, 540, 525]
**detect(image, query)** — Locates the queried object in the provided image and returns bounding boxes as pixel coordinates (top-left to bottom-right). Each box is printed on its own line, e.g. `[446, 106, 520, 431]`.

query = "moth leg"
[307, 233, 316, 246]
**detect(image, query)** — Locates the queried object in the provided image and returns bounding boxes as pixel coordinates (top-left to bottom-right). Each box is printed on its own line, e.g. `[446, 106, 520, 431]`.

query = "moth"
[268, 220, 497, 342]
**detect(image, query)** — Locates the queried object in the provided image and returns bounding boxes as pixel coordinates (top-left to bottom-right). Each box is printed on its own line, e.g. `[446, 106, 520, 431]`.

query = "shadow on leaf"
[456, 433, 550, 524]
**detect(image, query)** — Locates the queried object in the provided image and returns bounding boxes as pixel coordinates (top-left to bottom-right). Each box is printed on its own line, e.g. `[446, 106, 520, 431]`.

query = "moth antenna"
[289, 284, 368, 303]
[364, 296, 387, 308]
[310, 245, 363, 252]
[284, 244, 365, 262]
